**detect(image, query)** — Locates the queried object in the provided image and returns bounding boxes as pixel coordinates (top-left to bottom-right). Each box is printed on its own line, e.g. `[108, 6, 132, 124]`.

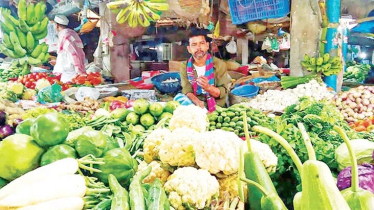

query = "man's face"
[187, 35, 209, 60]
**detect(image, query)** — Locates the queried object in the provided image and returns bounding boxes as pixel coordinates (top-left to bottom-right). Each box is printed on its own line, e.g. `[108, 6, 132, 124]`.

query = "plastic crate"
[228, 0, 290, 24]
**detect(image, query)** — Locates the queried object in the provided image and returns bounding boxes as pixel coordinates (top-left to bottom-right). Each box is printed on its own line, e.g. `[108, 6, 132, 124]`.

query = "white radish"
[0, 158, 78, 200]
[0, 174, 86, 207]
[16, 197, 84, 210]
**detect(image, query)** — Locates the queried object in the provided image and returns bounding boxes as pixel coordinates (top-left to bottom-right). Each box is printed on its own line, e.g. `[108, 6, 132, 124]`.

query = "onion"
[349, 102, 357, 109]
[347, 117, 355, 122]
[342, 112, 348, 118]
[356, 98, 362, 104]
[365, 112, 373, 117]
[362, 99, 370, 106]
[354, 108, 359, 112]
[357, 113, 365, 120]
[353, 91, 361, 98]
[340, 92, 348, 100]
[363, 90, 371, 96]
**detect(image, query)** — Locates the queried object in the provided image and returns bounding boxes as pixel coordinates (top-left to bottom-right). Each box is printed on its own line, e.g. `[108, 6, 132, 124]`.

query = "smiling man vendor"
[180, 29, 229, 109]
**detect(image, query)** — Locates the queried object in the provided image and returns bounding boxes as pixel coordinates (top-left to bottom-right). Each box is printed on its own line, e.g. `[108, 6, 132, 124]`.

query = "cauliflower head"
[169, 105, 208, 132]
[243, 139, 278, 173]
[159, 127, 199, 167]
[143, 128, 171, 163]
[218, 173, 247, 200]
[137, 160, 171, 184]
[164, 167, 219, 210]
[195, 130, 243, 175]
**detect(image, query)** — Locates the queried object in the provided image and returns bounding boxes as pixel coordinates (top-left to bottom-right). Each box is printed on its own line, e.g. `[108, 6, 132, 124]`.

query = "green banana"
[40, 3, 47, 20]
[41, 53, 50, 63]
[34, 2, 42, 21]
[27, 57, 42, 66]
[0, 20, 11, 34]
[322, 63, 331, 71]
[0, 43, 18, 58]
[15, 27, 27, 48]
[309, 57, 316, 66]
[1, 13, 15, 32]
[13, 42, 27, 57]
[34, 29, 48, 40]
[19, 57, 27, 66]
[18, 0, 27, 20]
[322, 53, 330, 64]
[30, 22, 41, 34]
[1, 8, 19, 26]
[9, 31, 20, 46]
[38, 17, 49, 32]
[20, 63, 30, 76]
[2, 33, 13, 50]
[143, 2, 169, 11]
[304, 54, 310, 62]
[329, 56, 340, 65]
[316, 57, 323, 66]
[26, 3, 36, 25]
[36, 52, 45, 61]
[19, 19, 31, 33]
[26, 31, 35, 53]
[30, 44, 43, 58]
[41, 43, 49, 53]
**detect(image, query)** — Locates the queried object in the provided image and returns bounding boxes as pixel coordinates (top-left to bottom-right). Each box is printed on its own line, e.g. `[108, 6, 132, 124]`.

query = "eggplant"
[12, 118, 23, 128]
[0, 111, 6, 126]
[0, 124, 14, 139]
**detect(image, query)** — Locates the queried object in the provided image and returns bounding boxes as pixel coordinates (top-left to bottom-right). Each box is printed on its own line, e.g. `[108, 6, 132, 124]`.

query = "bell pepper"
[0, 134, 44, 181]
[15, 118, 35, 135]
[74, 130, 107, 158]
[334, 126, 374, 209]
[40, 144, 77, 166]
[94, 148, 138, 185]
[30, 112, 70, 147]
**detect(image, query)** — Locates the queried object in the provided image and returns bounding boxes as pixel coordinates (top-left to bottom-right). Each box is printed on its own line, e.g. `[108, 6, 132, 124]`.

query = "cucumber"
[222, 122, 230, 127]
[210, 121, 216, 126]
[236, 121, 244, 126]
[221, 112, 227, 117]
[216, 123, 222, 129]
[224, 117, 231, 123]
[227, 111, 235, 117]
[229, 122, 236, 127]
[232, 116, 240, 122]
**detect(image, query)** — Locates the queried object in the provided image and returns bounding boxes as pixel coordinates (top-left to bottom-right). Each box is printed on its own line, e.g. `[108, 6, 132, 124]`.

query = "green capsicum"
[74, 130, 107, 158]
[30, 112, 69, 147]
[94, 148, 138, 185]
[40, 144, 77, 166]
[15, 118, 35, 135]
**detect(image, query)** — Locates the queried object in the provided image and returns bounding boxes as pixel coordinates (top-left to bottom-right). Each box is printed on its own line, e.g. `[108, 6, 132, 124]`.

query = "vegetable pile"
[343, 63, 371, 83]
[332, 85, 374, 122]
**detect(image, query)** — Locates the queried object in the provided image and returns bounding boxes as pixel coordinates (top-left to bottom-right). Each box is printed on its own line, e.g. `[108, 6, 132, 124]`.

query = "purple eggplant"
[0, 124, 14, 139]
[0, 111, 6, 126]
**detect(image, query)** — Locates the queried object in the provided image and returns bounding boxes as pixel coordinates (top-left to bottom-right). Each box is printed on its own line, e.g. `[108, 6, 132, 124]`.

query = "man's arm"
[180, 62, 204, 108]
[211, 57, 229, 99]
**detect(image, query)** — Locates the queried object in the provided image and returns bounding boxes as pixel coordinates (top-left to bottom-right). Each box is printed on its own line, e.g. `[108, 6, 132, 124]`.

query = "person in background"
[180, 29, 230, 109]
[49, 15, 86, 83]
[262, 55, 279, 71]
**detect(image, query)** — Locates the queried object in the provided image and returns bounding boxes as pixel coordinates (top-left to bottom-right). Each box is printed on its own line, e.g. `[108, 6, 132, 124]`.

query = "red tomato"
[355, 125, 367, 132]
[363, 119, 372, 128]
[90, 77, 102, 86]
[25, 81, 32, 88]
[30, 83, 36, 89]
[76, 77, 86, 85]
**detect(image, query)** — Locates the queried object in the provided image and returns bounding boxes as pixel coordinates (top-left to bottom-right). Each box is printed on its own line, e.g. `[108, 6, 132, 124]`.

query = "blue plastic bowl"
[151, 72, 182, 94]
[231, 85, 259, 98]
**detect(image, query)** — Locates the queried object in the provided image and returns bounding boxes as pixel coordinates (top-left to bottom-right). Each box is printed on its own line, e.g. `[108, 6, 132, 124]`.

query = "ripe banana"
[116, 1, 134, 24]
[128, 5, 139, 28]
[26, 32, 35, 53]
[18, 0, 27, 21]
[107, 0, 134, 10]
[142, 2, 169, 11]
[140, 2, 161, 21]
[137, 4, 150, 27]
[148, 0, 167, 3]
[26, 3, 35, 25]
[15, 27, 27, 48]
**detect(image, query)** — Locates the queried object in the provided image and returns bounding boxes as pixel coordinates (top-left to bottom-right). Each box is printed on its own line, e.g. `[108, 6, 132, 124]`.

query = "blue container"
[231, 85, 259, 98]
[151, 72, 182, 94]
[228, 0, 290, 24]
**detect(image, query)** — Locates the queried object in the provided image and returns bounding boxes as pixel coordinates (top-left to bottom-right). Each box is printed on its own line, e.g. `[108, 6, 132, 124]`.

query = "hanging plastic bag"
[226, 37, 237, 54]
[271, 37, 279, 52]
[37, 83, 64, 103]
[261, 37, 272, 52]
[75, 87, 100, 102]
[279, 33, 290, 50]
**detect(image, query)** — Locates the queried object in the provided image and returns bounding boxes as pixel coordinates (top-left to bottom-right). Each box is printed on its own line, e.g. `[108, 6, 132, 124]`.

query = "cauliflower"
[143, 128, 171, 163]
[137, 160, 171, 184]
[243, 139, 278, 173]
[35, 78, 51, 91]
[169, 105, 208, 132]
[7, 82, 24, 96]
[22, 89, 36, 100]
[195, 130, 243, 175]
[159, 127, 199, 167]
[164, 167, 219, 210]
[218, 173, 247, 200]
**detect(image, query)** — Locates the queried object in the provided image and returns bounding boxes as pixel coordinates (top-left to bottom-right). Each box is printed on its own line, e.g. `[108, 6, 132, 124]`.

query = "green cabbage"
[335, 139, 374, 171]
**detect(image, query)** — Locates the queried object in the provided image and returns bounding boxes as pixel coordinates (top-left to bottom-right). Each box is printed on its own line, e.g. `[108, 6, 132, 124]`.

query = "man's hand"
[194, 99, 205, 108]
[49, 59, 56, 66]
[197, 76, 210, 90]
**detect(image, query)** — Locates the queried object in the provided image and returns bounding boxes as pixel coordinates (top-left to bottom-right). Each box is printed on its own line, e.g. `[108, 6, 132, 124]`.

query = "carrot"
[0, 174, 86, 208]
[0, 158, 78, 200]
[16, 197, 84, 210]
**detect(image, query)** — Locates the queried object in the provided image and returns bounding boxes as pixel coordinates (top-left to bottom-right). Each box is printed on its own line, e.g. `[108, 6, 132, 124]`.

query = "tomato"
[25, 81, 32, 88]
[76, 77, 86, 85]
[87, 74, 95, 80]
[90, 77, 102, 86]
[363, 119, 372, 128]
[355, 125, 367, 132]
[92, 72, 101, 77]
[30, 83, 36, 89]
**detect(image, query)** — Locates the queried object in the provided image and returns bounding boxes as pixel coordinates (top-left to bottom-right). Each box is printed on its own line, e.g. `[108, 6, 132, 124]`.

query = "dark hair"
[188, 28, 211, 45]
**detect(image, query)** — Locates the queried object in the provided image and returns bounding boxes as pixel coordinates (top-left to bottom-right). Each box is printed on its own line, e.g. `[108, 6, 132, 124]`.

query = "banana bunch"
[0, 0, 49, 66]
[0, 59, 30, 82]
[107, 0, 169, 28]
[301, 53, 342, 76]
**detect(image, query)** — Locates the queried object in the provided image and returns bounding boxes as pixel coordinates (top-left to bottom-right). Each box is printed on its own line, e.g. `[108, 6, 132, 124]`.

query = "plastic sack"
[75, 87, 100, 102]
[37, 83, 64, 103]
[226, 37, 237, 54]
